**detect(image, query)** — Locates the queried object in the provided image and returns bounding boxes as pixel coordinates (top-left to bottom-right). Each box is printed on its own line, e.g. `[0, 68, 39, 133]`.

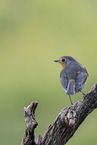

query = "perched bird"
[54, 56, 89, 105]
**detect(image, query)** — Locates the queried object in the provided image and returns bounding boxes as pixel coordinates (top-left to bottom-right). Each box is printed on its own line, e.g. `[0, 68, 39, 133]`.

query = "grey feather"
[67, 79, 75, 95]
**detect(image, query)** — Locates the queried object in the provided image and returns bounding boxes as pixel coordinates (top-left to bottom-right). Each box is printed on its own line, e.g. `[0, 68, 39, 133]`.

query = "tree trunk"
[21, 82, 97, 145]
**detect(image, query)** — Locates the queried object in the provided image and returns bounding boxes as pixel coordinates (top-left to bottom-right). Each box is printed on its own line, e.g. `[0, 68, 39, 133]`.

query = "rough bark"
[21, 101, 38, 145]
[21, 82, 97, 145]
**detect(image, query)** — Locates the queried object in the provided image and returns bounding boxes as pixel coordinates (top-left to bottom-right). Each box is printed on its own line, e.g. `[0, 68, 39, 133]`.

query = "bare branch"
[21, 82, 97, 145]
[21, 101, 38, 145]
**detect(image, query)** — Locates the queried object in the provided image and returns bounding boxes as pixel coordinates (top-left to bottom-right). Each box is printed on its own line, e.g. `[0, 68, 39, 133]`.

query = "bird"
[54, 56, 89, 105]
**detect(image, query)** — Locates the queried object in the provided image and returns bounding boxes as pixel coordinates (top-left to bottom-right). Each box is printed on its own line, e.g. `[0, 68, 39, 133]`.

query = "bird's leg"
[69, 95, 73, 105]
[80, 90, 86, 96]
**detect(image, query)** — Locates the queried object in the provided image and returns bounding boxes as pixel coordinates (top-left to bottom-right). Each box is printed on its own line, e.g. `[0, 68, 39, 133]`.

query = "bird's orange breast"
[60, 62, 66, 69]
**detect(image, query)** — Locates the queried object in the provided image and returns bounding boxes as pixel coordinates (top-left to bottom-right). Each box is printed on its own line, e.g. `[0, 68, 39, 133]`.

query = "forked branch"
[21, 82, 97, 145]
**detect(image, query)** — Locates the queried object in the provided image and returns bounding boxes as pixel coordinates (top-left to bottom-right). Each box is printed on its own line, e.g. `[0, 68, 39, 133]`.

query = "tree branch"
[21, 101, 38, 145]
[21, 82, 97, 145]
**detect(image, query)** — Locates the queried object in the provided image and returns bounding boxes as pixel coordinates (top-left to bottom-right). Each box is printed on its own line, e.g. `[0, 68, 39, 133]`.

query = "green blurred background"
[0, 0, 97, 145]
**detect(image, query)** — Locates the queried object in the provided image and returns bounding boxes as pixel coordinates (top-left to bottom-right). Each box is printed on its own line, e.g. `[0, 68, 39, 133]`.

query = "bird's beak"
[54, 60, 60, 63]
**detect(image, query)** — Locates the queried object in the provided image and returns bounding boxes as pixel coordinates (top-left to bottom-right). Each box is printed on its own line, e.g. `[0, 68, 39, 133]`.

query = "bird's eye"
[62, 59, 65, 62]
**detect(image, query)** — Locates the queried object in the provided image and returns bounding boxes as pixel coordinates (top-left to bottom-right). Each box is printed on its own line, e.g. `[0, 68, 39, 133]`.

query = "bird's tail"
[66, 79, 75, 95]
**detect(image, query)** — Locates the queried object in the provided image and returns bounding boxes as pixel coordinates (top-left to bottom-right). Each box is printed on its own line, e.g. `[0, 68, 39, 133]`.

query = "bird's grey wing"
[75, 71, 88, 92]
[60, 74, 68, 92]
[67, 79, 75, 95]
[61, 65, 77, 94]
[60, 73, 76, 95]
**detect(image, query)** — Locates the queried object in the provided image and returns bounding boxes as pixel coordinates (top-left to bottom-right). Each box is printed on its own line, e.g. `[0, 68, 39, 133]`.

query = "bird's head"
[54, 56, 76, 69]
